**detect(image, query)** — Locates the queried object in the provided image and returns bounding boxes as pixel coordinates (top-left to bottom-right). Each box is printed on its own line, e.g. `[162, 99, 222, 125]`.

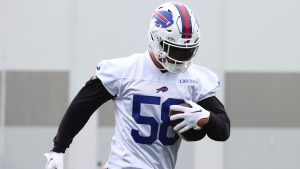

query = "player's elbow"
[219, 128, 230, 141]
[208, 131, 230, 141]
[207, 125, 230, 141]
[219, 123, 231, 141]
[218, 116, 231, 141]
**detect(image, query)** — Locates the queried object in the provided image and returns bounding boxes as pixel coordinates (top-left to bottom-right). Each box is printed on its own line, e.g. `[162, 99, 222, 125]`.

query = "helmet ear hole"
[150, 33, 154, 41]
[159, 41, 165, 50]
[159, 41, 163, 48]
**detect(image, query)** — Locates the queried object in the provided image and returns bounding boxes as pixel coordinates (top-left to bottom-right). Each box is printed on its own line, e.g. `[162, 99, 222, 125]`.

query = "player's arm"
[45, 76, 113, 169]
[51, 76, 113, 153]
[198, 96, 230, 141]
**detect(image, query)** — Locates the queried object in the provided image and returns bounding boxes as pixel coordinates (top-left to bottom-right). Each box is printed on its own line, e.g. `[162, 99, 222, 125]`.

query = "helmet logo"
[153, 10, 174, 28]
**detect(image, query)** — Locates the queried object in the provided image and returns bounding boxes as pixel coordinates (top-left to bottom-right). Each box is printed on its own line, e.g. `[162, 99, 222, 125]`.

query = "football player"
[44, 1, 230, 169]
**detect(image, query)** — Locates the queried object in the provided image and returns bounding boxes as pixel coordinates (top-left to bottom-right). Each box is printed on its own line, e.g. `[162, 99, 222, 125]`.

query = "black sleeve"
[52, 78, 113, 153]
[197, 96, 231, 141]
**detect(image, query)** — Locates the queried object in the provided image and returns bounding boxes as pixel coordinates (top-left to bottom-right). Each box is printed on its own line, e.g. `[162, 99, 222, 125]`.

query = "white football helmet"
[149, 2, 200, 73]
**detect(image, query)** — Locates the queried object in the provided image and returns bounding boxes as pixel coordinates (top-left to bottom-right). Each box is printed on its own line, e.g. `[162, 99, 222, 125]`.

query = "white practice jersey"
[95, 51, 220, 169]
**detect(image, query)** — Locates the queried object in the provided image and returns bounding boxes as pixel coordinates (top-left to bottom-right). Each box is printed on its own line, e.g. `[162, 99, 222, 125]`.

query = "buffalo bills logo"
[153, 10, 174, 28]
[156, 86, 168, 93]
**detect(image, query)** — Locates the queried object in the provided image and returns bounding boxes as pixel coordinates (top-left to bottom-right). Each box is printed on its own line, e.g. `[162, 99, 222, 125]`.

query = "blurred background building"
[0, 0, 299, 169]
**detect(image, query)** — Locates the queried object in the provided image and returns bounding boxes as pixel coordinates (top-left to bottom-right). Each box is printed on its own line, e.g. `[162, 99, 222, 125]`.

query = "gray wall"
[226, 72, 300, 127]
[224, 73, 300, 169]
[1, 71, 68, 169]
[5, 71, 68, 126]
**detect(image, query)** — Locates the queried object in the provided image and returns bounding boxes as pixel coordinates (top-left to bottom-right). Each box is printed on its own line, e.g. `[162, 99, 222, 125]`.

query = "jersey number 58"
[131, 94, 184, 146]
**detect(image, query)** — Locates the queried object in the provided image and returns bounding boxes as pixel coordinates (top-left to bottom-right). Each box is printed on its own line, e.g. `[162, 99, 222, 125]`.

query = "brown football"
[170, 103, 206, 141]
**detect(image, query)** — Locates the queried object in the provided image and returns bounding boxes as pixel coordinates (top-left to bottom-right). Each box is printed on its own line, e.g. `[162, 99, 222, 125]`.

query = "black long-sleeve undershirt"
[198, 97, 231, 141]
[52, 78, 113, 153]
[52, 78, 230, 153]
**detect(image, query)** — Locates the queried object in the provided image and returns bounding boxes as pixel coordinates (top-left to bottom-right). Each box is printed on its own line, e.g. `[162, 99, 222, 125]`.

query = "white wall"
[224, 0, 300, 72]
[225, 128, 300, 169]
[0, 0, 70, 71]
[2, 127, 57, 169]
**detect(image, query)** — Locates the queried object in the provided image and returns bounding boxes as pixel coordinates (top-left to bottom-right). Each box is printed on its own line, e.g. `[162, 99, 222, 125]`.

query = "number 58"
[131, 95, 184, 145]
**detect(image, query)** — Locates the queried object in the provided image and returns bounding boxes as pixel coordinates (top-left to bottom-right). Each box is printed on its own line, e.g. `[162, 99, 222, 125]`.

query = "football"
[170, 103, 206, 141]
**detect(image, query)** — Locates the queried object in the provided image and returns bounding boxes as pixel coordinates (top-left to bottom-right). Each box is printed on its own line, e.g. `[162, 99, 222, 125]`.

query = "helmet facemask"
[150, 32, 199, 73]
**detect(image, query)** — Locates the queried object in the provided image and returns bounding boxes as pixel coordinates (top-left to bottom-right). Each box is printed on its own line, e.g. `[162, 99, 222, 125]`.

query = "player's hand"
[44, 151, 64, 169]
[170, 100, 210, 134]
